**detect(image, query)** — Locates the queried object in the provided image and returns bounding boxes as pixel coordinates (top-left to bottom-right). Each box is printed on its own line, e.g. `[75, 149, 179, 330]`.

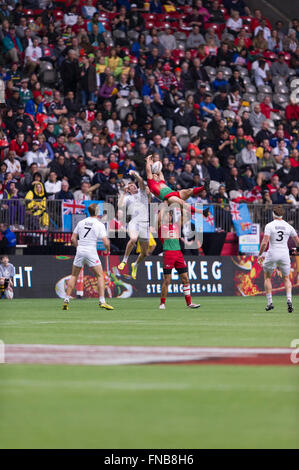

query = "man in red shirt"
[9, 131, 28, 159]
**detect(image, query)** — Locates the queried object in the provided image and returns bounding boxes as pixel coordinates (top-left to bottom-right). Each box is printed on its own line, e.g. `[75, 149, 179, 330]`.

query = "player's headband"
[272, 212, 283, 219]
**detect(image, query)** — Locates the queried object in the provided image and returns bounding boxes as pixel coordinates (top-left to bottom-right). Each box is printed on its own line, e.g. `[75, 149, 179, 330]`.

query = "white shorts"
[73, 248, 102, 268]
[263, 252, 291, 277]
[128, 219, 149, 241]
[5, 288, 13, 299]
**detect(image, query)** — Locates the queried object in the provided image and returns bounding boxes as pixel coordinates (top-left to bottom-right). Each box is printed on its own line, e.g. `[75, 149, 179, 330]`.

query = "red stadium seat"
[263, 51, 277, 61]
[53, 10, 64, 20]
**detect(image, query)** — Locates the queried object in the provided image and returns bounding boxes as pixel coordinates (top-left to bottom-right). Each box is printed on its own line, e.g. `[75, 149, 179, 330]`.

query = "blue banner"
[229, 202, 252, 236]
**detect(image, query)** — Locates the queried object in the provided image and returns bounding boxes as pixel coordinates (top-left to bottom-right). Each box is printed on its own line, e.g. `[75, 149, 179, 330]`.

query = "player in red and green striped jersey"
[146, 155, 209, 217]
[158, 207, 200, 309]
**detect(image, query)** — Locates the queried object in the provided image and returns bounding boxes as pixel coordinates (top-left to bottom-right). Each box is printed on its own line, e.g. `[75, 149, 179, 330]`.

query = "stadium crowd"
[0, 0, 299, 232]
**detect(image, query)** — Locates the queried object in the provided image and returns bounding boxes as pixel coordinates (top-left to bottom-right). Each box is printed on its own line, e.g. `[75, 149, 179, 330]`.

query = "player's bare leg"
[160, 274, 171, 309]
[166, 195, 208, 217]
[63, 265, 82, 310]
[179, 188, 204, 201]
[180, 272, 200, 308]
[118, 236, 137, 271]
[91, 264, 114, 310]
[131, 240, 148, 280]
[283, 275, 293, 313]
[264, 271, 274, 311]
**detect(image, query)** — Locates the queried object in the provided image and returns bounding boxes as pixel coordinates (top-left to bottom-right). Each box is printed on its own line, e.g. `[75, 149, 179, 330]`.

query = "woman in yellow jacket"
[25, 182, 49, 229]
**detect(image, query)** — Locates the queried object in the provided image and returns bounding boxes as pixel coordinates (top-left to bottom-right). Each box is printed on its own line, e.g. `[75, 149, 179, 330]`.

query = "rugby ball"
[152, 161, 162, 174]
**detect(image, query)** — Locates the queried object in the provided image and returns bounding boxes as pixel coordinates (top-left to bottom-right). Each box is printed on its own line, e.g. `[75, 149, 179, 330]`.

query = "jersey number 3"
[276, 231, 284, 242]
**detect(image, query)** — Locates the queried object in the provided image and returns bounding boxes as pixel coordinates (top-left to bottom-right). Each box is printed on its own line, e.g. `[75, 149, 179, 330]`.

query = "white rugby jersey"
[124, 189, 149, 222]
[264, 219, 297, 254]
[73, 217, 107, 249]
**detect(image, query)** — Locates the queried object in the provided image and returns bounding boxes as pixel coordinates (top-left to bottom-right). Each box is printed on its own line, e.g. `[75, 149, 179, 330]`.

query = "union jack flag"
[229, 202, 242, 221]
[205, 213, 215, 227]
[62, 199, 85, 215]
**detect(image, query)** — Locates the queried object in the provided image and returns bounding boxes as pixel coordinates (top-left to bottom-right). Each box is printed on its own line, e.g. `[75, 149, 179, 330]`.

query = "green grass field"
[0, 296, 299, 449]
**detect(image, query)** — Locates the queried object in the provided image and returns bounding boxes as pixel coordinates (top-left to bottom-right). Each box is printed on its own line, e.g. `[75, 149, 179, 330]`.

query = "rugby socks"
[287, 293, 292, 303]
[266, 293, 272, 306]
[183, 284, 191, 306]
[99, 296, 105, 304]
[192, 186, 204, 196]
[160, 297, 166, 305]
[122, 256, 128, 263]
[0, 284, 5, 298]
[64, 296, 70, 303]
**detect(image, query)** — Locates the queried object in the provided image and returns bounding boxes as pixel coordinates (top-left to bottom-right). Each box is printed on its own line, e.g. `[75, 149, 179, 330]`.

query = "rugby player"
[158, 206, 200, 309]
[118, 170, 151, 280]
[146, 155, 209, 217]
[62, 203, 113, 310]
[258, 205, 299, 312]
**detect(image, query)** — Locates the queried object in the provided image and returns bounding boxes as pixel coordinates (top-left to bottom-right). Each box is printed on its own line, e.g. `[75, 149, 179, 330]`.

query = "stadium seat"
[217, 66, 232, 78]
[275, 85, 289, 95]
[258, 85, 272, 94]
[246, 84, 257, 94]
[223, 110, 236, 120]
[273, 93, 289, 107]
[174, 126, 189, 136]
[189, 126, 201, 137]
[243, 93, 256, 104]
[273, 76, 285, 87]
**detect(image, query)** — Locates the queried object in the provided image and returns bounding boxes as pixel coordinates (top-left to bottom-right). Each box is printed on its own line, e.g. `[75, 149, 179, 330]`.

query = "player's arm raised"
[71, 232, 79, 248]
[257, 234, 269, 265]
[129, 170, 146, 191]
[145, 155, 153, 179]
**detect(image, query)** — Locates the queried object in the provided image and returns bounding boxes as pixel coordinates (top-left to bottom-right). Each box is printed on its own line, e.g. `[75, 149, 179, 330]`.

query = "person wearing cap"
[25, 93, 45, 118]
[127, 3, 145, 31]
[2, 25, 23, 64]
[157, 64, 178, 91]
[19, 78, 32, 105]
[25, 139, 49, 173]
[200, 94, 217, 118]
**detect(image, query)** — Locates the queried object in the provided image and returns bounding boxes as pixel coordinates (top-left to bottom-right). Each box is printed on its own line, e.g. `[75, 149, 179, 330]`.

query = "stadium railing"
[0, 199, 298, 234]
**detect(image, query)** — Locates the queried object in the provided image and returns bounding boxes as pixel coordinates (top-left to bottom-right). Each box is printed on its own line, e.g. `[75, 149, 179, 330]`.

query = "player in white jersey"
[0, 255, 15, 299]
[62, 203, 113, 310]
[118, 170, 151, 279]
[258, 206, 299, 312]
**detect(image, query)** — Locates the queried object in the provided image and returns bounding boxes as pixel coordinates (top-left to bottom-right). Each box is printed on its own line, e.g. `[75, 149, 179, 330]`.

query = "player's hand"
[145, 155, 153, 163]
[289, 247, 298, 256]
[257, 256, 264, 266]
[103, 249, 110, 256]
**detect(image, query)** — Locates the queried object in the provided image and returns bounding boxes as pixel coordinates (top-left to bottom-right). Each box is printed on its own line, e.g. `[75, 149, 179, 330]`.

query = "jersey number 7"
[84, 227, 91, 237]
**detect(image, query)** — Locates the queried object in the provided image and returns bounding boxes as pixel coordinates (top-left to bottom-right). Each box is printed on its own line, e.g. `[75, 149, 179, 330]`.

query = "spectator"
[25, 182, 49, 229]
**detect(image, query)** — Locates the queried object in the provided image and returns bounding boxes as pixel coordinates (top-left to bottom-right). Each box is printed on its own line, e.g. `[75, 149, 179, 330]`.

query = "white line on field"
[0, 380, 298, 393]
